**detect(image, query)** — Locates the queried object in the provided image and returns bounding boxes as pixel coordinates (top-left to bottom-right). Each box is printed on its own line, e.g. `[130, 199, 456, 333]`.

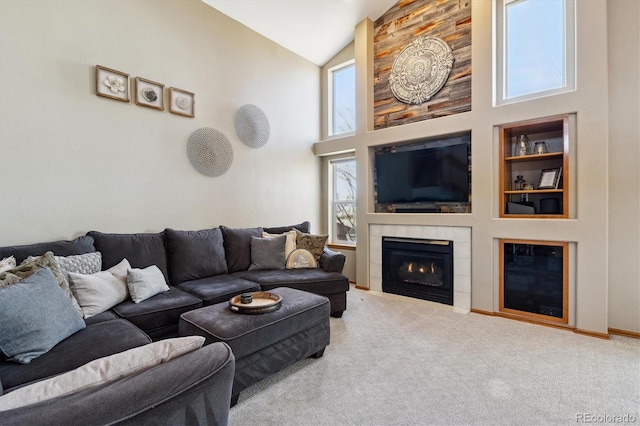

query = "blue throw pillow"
[0, 267, 86, 364]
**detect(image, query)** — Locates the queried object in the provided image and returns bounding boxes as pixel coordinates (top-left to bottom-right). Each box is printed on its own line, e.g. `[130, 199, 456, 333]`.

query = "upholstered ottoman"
[179, 287, 330, 406]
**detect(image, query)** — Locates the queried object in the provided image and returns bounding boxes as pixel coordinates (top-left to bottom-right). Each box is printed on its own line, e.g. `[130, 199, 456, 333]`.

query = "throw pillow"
[219, 226, 263, 273]
[286, 248, 318, 269]
[0, 336, 205, 411]
[0, 267, 86, 364]
[0, 256, 16, 273]
[262, 230, 297, 259]
[0, 252, 82, 315]
[127, 265, 170, 303]
[25, 252, 102, 282]
[294, 229, 328, 262]
[68, 259, 131, 318]
[249, 235, 286, 271]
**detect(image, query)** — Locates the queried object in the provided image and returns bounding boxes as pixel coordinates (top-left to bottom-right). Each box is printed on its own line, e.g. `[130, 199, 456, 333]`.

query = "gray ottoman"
[179, 287, 330, 406]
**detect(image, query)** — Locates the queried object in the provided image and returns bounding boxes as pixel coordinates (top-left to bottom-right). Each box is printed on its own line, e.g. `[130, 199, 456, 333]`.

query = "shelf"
[504, 189, 563, 194]
[505, 152, 563, 162]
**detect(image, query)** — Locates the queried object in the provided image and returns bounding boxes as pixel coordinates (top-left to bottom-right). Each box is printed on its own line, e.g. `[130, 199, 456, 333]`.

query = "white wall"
[0, 0, 321, 245]
[315, 0, 628, 335]
[607, 0, 640, 333]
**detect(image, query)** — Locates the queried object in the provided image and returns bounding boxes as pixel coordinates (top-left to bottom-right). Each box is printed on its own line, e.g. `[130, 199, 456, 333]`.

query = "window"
[328, 60, 355, 136]
[495, 0, 575, 105]
[330, 158, 356, 244]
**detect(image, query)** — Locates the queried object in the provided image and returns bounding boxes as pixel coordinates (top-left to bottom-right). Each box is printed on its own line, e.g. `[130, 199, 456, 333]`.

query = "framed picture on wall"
[96, 65, 130, 102]
[135, 77, 164, 111]
[168, 87, 195, 118]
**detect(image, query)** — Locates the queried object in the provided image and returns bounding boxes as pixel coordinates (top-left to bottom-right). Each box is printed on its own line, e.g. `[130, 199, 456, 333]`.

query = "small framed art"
[135, 77, 164, 111]
[168, 87, 195, 118]
[96, 65, 130, 102]
[538, 167, 562, 189]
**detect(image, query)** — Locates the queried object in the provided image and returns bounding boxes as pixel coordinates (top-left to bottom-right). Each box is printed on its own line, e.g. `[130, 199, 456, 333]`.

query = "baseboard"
[355, 285, 369, 290]
[574, 328, 610, 340]
[608, 327, 640, 339]
[470, 308, 495, 316]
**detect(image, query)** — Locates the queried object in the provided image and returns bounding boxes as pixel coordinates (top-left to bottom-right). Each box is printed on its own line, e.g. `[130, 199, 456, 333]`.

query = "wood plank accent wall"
[374, 0, 471, 130]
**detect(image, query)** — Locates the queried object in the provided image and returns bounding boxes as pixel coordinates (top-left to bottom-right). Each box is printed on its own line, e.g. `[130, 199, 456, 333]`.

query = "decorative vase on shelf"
[533, 141, 548, 155]
[514, 175, 526, 191]
[514, 134, 531, 156]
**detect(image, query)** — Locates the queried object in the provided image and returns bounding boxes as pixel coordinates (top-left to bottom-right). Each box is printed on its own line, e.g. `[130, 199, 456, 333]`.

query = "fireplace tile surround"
[369, 225, 471, 313]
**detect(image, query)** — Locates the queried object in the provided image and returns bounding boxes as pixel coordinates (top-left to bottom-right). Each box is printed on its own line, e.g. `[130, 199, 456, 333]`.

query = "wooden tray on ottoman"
[229, 291, 282, 314]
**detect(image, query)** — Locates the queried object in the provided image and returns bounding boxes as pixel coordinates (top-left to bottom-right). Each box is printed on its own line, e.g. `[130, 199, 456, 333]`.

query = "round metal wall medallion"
[389, 36, 454, 105]
[235, 104, 270, 149]
[186, 128, 234, 177]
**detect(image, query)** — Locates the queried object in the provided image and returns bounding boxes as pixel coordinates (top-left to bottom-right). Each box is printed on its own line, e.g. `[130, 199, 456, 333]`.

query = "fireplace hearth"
[382, 237, 453, 305]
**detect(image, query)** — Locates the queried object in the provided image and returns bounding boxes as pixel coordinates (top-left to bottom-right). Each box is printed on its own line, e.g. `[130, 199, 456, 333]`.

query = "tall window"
[328, 60, 355, 136]
[495, 0, 575, 105]
[330, 158, 356, 244]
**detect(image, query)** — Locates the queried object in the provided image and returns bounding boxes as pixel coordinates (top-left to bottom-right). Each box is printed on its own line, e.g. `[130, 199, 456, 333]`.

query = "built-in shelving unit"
[499, 116, 569, 218]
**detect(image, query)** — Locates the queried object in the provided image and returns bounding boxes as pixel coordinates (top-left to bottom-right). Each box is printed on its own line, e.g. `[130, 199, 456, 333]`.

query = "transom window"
[495, 0, 575, 105]
[328, 60, 355, 136]
[329, 158, 356, 244]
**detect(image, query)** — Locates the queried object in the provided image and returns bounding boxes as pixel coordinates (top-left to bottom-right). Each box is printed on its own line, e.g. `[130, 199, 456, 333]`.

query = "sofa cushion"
[177, 275, 261, 306]
[233, 268, 350, 296]
[87, 231, 169, 282]
[262, 221, 310, 235]
[111, 287, 202, 337]
[220, 226, 263, 273]
[84, 310, 118, 326]
[294, 229, 328, 262]
[165, 228, 227, 285]
[68, 259, 131, 318]
[0, 267, 86, 364]
[0, 319, 150, 392]
[0, 252, 82, 314]
[0, 236, 96, 265]
[127, 265, 170, 303]
[0, 336, 205, 411]
[249, 235, 286, 271]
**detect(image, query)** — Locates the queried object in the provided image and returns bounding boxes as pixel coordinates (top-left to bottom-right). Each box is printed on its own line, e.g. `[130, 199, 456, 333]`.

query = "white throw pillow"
[68, 259, 132, 318]
[0, 256, 16, 273]
[127, 265, 169, 303]
[262, 230, 297, 258]
[0, 336, 205, 411]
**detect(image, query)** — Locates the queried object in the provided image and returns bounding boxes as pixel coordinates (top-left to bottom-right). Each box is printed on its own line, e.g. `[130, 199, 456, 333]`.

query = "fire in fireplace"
[382, 237, 453, 305]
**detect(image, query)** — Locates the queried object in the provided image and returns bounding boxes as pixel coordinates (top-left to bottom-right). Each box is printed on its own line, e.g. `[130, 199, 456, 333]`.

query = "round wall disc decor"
[234, 104, 270, 148]
[388, 36, 454, 105]
[186, 127, 234, 177]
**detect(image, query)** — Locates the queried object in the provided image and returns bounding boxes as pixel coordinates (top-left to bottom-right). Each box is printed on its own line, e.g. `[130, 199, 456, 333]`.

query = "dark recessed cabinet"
[499, 115, 569, 218]
[499, 239, 568, 325]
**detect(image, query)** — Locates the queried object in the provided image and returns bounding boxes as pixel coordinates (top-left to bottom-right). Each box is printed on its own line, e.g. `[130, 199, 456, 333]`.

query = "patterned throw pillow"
[0, 252, 83, 314]
[0, 256, 16, 273]
[294, 229, 328, 262]
[26, 252, 102, 282]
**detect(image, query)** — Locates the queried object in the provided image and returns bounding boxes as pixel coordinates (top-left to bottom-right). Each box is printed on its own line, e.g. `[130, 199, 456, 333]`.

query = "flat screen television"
[375, 140, 470, 205]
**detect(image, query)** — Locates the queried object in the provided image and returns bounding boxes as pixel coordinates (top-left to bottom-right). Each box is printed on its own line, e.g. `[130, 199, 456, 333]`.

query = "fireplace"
[382, 237, 454, 305]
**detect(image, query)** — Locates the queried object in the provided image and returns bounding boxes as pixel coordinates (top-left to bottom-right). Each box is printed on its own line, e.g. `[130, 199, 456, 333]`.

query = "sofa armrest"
[0, 342, 235, 426]
[320, 247, 346, 273]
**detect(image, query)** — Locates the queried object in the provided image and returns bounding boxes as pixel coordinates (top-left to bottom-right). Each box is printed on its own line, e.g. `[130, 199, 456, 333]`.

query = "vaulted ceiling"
[201, 0, 397, 66]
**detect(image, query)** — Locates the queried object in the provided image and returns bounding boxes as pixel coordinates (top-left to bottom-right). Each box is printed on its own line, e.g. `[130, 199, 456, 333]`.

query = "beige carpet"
[229, 287, 640, 425]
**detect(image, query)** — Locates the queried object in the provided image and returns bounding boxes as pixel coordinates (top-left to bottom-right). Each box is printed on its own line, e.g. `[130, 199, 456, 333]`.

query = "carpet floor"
[229, 287, 640, 426]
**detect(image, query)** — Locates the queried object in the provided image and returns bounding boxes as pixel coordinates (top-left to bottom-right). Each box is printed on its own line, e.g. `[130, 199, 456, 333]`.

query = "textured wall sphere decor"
[186, 128, 234, 177]
[389, 36, 454, 105]
[234, 104, 270, 148]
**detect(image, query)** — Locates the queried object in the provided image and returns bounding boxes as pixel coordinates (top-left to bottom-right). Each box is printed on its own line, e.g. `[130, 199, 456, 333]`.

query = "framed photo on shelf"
[135, 77, 164, 111]
[168, 87, 195, 118]
[538, 167, 562, 189]
[96, 65, 130, 103]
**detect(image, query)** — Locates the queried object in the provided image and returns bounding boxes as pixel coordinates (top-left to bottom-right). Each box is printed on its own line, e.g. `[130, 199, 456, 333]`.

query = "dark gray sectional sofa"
[0, 221, 349, 424]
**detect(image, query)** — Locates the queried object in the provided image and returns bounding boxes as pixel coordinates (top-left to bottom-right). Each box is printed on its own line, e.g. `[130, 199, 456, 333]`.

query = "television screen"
[375, 142, 469, 205]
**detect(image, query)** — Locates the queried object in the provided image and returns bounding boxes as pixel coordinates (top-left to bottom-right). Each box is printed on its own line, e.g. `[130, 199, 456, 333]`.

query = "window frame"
[327, 59, 356, 137]
[328, 157, 356, 245]
[494, 0, 576, 106]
